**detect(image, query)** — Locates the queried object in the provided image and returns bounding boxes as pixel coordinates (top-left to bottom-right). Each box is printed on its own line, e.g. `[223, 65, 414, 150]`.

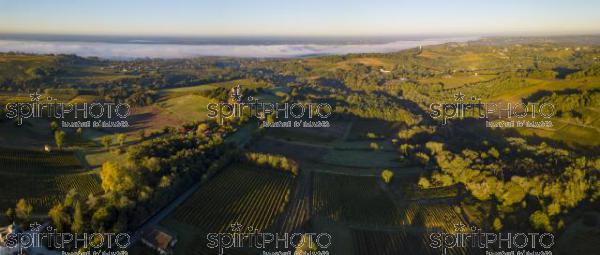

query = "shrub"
[418, 177, 431, 188]
[530, 210, 553, 232]
[381, 169, 394, 184]
[243, 152, 299, 176]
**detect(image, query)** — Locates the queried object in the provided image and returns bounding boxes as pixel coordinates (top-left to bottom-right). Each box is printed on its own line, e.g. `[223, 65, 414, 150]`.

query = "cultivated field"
[0, 148, 101, 214]
[160, 164, 295, 254]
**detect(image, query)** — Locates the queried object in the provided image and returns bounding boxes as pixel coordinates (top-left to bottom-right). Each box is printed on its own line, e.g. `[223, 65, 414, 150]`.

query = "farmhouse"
[141, 226, 178, 255]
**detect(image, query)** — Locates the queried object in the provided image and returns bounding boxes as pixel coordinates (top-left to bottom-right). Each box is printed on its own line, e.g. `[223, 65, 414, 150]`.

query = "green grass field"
[157, 78, 274, 123]
[161, 78, 271, 95]
[157, 94, 214, 123]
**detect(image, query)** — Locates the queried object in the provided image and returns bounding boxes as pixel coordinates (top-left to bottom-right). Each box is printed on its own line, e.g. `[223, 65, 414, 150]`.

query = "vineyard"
[312, 172, 403, 226]
[0, 172, 102, 212]
[351, 228, 473, 255]
[399, 201, 468, 233]
[0, 148, 85, 174]
[310, 171, 475, 255]
[161, 164, 294, 254]
[352, 228, 436, 255]
[0, 148, 101, 213]
[274, 170, 312, 234]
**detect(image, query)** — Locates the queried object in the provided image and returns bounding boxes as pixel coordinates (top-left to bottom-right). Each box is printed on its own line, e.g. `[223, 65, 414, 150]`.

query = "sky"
[0, 0, 599, 37]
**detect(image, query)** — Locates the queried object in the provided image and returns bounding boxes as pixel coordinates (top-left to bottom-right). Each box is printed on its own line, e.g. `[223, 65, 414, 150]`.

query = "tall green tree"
[381, 169, 394, 184]
[116, 134, 126, 147]
[72, 201, 85, 233]
[54, 130, 66, 150]
[101, 136, 112, 151]
[100, 162, 135, 193]
[4, 208, 14, 223]
[48, 204, 70, 232]
[15, 199, 33, 222]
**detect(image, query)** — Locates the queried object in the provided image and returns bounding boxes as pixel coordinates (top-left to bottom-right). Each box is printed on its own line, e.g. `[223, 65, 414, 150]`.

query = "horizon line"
[2, 31, 600, 39]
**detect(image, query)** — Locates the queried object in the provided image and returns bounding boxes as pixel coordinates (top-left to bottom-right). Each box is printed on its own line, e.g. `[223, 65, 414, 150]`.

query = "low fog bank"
[0, 37, 477, 59]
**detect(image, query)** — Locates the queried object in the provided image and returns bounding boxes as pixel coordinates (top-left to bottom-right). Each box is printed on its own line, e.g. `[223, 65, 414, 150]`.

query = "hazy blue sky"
[1, 0, 599, 36]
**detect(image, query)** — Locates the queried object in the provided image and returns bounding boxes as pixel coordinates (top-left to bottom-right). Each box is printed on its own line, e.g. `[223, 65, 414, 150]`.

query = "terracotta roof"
[141, 227, 176, 251]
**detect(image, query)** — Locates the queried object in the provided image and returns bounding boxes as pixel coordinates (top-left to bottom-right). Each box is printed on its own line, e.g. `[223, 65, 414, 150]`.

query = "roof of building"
[141, 227, 176, 251]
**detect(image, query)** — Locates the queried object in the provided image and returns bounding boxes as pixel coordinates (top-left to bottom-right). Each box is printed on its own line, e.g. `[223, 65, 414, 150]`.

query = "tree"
[4, 208, 14, 222]
[243, 152, 299, 176]
[295, 234, 318, 254]
[290, 88, 299, 98]
[101, 136, 112, 151]
[48, 204, 70, 232]
[63, 188, 79, 208]
[15, 199, 33, 222]
[50, 121, 59, 131]
[54, 130, 66, 150]
[493, 217, 503, 231]
[72, 201, 85, 233]
[91, 206, 116, 232]
[400, 144, 410, 156]
[86, 193, 100, 209]
[488, 147, 500, 159]
[530, 210, 553, 232]
[418, 177, 431, 188]
[370, 142, 380, 150]
[100, 162, 135, 193]
[196, 123, 210, 137]
[425, 141, 445, 156]
[138, 130, 146, 140]
[381, 169, 394, 184]
[501, 181, 526, 207]
[159, 175, 173, 188]
[116, 134, 126, 147]
[547, 203, 561, 216]
[266, 114, 275, 124]
[432, 172, 454, 186]
[415, 152, 430, 166]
